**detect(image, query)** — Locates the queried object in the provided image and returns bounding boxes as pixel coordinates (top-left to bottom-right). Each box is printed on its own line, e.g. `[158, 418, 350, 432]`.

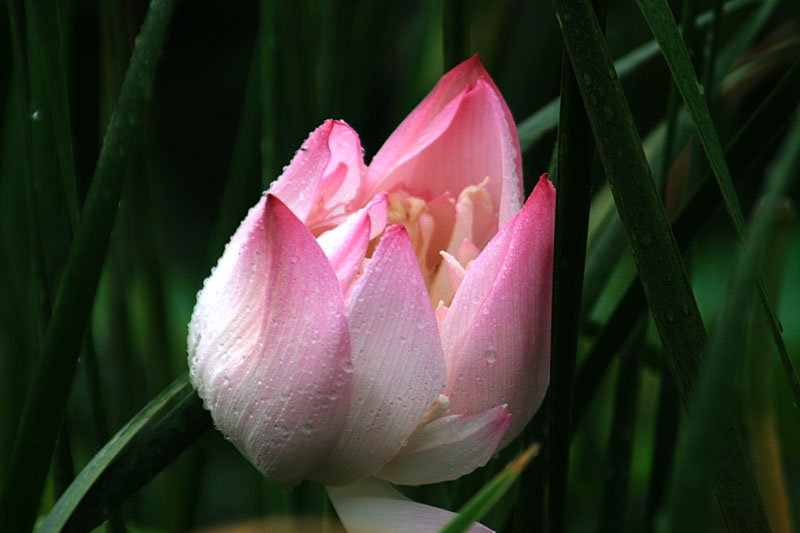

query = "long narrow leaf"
[644, 364, 681, 531]
[440, 444, 541, 533]
[572, 56, 800, 430]
[547, 0, 605, 517]
[578, 0, 784, 321]
[551, 0, 769, 529]
[39, 375, 210, 533]
[0, 2, 177, 531]
[27, 0, 79, 226]
[743, 203, 794, 532]
[712, 0, 781, 93]
[517, 0, 754, 152]
[636, 0, 800, 416]
[597, 319, 644, 532]
[663, 110, 800, 533]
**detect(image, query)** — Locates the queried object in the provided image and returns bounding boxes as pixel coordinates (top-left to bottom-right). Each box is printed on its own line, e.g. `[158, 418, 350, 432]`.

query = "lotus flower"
[188, 56, 554, 532]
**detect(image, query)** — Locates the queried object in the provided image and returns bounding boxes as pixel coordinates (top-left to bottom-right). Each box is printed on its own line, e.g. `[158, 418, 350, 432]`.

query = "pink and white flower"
[187, 56, 554, 532]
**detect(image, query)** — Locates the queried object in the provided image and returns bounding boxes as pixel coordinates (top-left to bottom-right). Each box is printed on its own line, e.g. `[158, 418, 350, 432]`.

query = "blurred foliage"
[1, 0, 799, 531]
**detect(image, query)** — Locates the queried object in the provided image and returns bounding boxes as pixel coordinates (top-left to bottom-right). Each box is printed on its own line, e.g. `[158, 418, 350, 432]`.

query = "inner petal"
[304, 122, 369, 235]
[379, 180, 497, 308]
[385, 190, 454, 290]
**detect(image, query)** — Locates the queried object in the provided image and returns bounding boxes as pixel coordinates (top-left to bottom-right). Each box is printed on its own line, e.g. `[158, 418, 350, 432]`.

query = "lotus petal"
[270, 120, 367, 227]
[367, 56, 522, 229]
[327, 477, 493, 533]
[311, 226, 447, 485]
[188, 195, 352, 486]
[377, 404, 510, 485]
[317, 192, 388, 293]
[440, 175, 555, 444]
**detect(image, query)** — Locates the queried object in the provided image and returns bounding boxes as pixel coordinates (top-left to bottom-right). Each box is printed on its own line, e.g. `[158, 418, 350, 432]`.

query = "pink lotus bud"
[187, 56, 554, 531]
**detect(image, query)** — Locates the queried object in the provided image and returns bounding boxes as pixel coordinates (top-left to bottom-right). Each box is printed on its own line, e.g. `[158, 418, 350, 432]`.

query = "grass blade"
[644, 364, 681, 532]
[552, 0, 769, 528]
[743, 201, 795, 532]
[547, 0, 605, 516]
[636, 0, 800, 417]
[38, 375, 211, 533]
[573, 57, 800, 428]
[0, 2, 177, 530]
[518, 98, 559, 154]
[440, 444, 541, 533]
[579, 212, 627, 319]
[597, 319, 645, 533]
[712, 0, 781, 94]
[663, 110, 800, 533]
[516, 0, 755, 153]
[27, 0, 79, 226]
[700, 0, 725, 95]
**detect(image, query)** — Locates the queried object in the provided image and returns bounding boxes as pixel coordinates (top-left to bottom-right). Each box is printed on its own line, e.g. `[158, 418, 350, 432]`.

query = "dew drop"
[301, 423, 313, 434]
[486, 349, 496, 364]
[342, 360, 354, 373]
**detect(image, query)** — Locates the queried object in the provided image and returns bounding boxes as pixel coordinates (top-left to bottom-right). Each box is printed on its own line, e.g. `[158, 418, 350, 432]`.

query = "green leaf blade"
[0, 2, 178, 531]
[637, 0, 800, 426]
[39, 375, 211, 533]
[440, 444, 541, 533]
[552, 0, 770, 529]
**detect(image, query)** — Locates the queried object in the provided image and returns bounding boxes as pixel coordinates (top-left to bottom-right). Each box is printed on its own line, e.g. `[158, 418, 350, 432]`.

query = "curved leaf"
[39, 375, 211, 533]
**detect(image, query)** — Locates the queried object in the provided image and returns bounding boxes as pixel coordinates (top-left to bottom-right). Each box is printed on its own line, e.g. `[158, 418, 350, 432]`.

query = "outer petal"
[269, 120, 367, 228]
[367, 56, 522, 229]
[188, 194, 352, 487]
[440, 175, 555, 445]
[309, 226, 447, 485]
[326, 478, 493, 533]
[316, 192, 388, 293]
[376, 405, 511, 485]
